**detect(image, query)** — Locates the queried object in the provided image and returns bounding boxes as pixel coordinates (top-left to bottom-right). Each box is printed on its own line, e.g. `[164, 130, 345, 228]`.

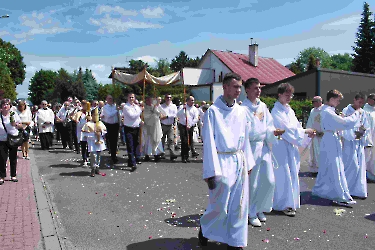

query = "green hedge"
[260, 96, 313, 122]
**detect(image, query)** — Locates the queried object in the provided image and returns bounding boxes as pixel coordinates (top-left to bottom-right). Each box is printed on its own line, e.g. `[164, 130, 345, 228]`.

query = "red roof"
[211, 50, 295, 84]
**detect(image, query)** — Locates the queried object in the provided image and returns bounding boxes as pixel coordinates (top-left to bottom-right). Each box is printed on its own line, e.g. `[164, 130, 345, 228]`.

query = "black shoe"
[182, 159, 187, 163]
[144, 155, 151, 162]
[227, 246, 243, 250]
[198, 227, 208, 246]
[90, 169, 95, 177]
[113, 158, 119, 164]
[185, 158, 190, 163]
[95, 168, 100, 175]
[130, 166, 137, 172]
[175, 145, 181, 150]
[192, 152, 200, 157]
[170, 155, 178, 162]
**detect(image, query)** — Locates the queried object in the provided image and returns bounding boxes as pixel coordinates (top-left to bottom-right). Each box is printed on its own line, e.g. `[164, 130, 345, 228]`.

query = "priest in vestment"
[312, 90, 360, 206]
[142, 96, 164, 162]
[199, 73, 255, 250]
[36, 100, 55, 150]
[306, 96, 324, 174]
[271, 83, 314, 217]
[363, 93, 375, 181]
[242, 78, 277, 227]
[341, 93, 369, 198]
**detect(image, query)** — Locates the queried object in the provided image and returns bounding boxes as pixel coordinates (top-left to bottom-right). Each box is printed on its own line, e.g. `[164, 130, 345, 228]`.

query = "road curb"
[30, 150, 63, 250]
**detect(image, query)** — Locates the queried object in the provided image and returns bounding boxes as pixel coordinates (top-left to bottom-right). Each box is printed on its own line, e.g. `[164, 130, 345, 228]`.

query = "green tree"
[29, 69, 57, 105]
[307, 54, 317, 70]
[128, 59, 148, 74]
[83, 69, 99, 101]
[0, 38, 26, 85]
[294, 47, 332, 71]
[0, 61, 17, 100]
[72, 67, 86, 100]
[352, 2, 374, 73]
[152, 58, 173, 77]
[170, 51, 190, 72]
[289, 58, 304, 74]
[53, 68, 74, 102]
[330, 53, 353, 71]
[97, 84, 110, 102]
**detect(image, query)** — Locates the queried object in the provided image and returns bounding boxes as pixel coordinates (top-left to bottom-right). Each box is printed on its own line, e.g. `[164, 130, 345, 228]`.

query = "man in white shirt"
[177, 96, 200, 163]
[160, 94, 178, 161]
[101, 95, 120, 164]
[36, 100, 55, 150]
[123, 92, 143, 172]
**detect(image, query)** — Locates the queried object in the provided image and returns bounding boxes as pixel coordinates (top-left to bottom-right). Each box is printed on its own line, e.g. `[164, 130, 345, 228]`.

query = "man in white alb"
[306, 96, 324, 174]
[199, 72, 255, 250]
[241, 78, 278, 227]
[363, 93, 375, 181]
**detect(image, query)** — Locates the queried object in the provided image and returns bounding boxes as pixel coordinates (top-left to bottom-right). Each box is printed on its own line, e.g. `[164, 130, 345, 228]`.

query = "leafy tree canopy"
[0, 38, 26, 85]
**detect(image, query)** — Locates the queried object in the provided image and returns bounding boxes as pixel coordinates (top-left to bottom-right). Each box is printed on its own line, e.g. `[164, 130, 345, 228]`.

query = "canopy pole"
[139, 68, 146, 153]
[182, 70, 190, 147]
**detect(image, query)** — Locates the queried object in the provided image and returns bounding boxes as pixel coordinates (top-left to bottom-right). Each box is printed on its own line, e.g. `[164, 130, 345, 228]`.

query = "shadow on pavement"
[59, 171, 90, 177]
[50, 163, 80, 169]
[127, 237, 226, 250]
[298, 172, 317, 178]
[300, 191, 336, 206]
[365, 213, 375, 221]
[164, 214, 201, 227]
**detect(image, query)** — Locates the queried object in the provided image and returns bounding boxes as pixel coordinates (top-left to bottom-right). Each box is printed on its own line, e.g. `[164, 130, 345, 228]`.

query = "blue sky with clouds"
[0, 0, 370, 99]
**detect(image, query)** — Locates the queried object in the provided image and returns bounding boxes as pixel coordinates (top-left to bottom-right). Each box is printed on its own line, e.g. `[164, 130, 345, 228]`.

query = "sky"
[0, 0, 371, 99]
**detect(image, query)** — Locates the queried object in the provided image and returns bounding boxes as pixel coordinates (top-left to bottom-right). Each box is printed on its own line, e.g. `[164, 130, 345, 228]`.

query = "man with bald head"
[306, 96, 324, 174]
[176, 96, 200, 163]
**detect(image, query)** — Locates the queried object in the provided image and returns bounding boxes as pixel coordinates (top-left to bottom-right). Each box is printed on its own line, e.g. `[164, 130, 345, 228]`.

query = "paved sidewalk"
[0, 152, 42, 249]
[0, 149, 64, 250]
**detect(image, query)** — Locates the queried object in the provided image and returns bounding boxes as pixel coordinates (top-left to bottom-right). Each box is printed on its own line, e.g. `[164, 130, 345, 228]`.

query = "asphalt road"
[31, 140, 375, 250]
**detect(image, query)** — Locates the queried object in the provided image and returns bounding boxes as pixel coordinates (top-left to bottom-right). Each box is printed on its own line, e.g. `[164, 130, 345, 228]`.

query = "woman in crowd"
[0, 99, 22, 184]
[16, 100, 32, 159]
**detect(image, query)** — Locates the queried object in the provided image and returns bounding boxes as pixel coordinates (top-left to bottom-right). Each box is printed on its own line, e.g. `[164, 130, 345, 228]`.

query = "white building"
[184, 43, 295, 102]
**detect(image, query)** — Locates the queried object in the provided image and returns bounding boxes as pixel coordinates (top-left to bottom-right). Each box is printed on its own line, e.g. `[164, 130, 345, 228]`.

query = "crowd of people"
[1, 72, 375, 249]
[0, 93, 209, 178]
[198, 73, 375, 249]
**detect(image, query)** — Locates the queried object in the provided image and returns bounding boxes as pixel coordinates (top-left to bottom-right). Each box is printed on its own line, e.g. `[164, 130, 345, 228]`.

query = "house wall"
[199, 51, 232, 101]
[182, 68, 214, 86]
[261, 71, 317, 99]
[320, 71, 375, 110]
[190, 86, 211, 101]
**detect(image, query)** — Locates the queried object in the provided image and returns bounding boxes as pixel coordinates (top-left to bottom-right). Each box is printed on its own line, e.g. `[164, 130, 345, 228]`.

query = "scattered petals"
[88, 212, 92, 215]
[323, 230, 326, 234]
[262, 239, 269, 243]
[333, 208, 346, 216]
[148, 236, 152, 239]
[266, 228, 270, 231]
[101, 173, 106, 176]
[294, 237, 300, 241]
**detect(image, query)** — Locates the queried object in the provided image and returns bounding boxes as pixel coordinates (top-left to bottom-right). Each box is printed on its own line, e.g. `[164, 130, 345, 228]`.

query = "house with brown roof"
[188, 43, 295, 102]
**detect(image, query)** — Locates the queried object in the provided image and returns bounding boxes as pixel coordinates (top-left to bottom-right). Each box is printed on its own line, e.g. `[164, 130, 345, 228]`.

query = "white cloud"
[321, 14, 361, 30]
[12, 11, 72, 43]
[96, 5, 138, 16]
[89, 15, 163, 34]
[140, 7, 164, 18]
[134, 55, 158, 66]
[89, 64, 106, 72]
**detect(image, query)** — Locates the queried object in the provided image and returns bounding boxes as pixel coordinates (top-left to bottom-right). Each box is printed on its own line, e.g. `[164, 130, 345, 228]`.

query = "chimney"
[249, 38, 258, 67]
[316, 58, 321, 69]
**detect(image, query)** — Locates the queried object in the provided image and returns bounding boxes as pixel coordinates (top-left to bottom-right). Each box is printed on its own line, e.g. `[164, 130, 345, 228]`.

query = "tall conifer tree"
[352, 2, 374, 73]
